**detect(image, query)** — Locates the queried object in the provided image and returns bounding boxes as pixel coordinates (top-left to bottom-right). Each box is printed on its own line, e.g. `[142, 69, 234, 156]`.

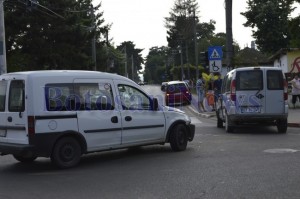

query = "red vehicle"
[165, 81, 192, 106]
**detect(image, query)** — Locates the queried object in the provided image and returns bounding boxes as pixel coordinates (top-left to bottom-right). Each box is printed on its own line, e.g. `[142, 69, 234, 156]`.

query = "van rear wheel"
[51, 137, 81, 169]
[170, 124, 188, 151]
[277, 119, 287, 134]
[225, 114, 234, 133]
[13, 154, 37, 163]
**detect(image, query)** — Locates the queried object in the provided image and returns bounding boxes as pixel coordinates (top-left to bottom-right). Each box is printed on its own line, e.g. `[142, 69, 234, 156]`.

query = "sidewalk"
[190, 94, 300, 128]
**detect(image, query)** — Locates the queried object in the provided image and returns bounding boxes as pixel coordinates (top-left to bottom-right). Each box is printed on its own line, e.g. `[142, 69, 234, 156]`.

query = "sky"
[96, 0, 297, 58]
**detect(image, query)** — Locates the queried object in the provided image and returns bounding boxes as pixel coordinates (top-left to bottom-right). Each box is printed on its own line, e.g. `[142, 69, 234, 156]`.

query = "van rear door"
[0, 80, 28, 144]
[235, 69, 265, 114]
[265, 70, 285, 114]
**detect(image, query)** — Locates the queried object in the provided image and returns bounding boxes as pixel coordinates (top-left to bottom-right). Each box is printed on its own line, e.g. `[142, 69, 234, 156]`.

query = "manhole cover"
[264, 148, 299, 154]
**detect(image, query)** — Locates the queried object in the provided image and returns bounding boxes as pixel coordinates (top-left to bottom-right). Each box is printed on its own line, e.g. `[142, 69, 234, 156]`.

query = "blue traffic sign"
[208, 46, 223, 61]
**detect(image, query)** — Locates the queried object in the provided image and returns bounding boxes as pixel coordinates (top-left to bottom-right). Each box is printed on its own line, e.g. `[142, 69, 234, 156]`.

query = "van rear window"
[267, 70, 284, 90]
[0, 81, 7, 112]
[236, 70, 263, 90]
[9, 80, 25, 112]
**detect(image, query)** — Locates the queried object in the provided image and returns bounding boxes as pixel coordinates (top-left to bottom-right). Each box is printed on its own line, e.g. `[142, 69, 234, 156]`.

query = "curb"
[288, 123, 300, 128]
[188, 106, 216, 118]
[188, 106, 300, 128]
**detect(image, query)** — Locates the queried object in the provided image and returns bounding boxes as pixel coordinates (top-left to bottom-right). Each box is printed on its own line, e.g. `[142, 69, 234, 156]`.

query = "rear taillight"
[28, 116, 35, 135]
[230, 79, 236, 101]
[283, 80, 288, 101]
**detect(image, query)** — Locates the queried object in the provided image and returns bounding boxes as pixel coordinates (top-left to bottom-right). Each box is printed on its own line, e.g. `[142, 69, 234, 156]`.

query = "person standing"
[196, 74, 206, 112]
[291, 73, 300, 108]
[213, 73, 222, 111]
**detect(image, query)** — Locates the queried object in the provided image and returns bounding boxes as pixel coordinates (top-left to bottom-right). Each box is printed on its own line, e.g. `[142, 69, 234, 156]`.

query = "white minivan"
[0, 70, 195, 168]
[216, 67, 288, 133]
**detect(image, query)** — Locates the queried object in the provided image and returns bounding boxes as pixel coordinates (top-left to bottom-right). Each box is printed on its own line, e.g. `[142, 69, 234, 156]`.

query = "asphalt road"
[0, 85, 300, 199]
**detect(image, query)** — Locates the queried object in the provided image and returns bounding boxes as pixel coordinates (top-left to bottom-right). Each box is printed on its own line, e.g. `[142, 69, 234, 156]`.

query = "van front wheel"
[51, 137, 82, 169]
[170, 124, 188, 151]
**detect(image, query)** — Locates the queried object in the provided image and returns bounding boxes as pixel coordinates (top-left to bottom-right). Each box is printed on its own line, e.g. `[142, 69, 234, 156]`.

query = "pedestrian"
[291, 73, 300, 108]
[213, 73, 222, 110]
[196, 74, 206, 112]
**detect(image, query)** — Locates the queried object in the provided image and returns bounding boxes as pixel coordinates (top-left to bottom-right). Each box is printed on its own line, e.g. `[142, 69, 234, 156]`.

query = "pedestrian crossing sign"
[208, 46, 223, 61]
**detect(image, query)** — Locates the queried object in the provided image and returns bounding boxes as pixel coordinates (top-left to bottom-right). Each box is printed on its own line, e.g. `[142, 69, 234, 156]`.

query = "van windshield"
[236, 70, 263, 90]
[0, 81, 7, 112]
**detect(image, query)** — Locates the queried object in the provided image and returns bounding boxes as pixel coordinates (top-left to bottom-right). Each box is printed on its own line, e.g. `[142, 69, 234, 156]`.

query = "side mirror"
[153, 97, 158, 111]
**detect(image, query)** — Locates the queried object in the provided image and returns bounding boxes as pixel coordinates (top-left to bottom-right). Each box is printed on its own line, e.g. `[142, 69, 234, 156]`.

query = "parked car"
[161, 82, 167, 91]
[0, 71, 195, 169]
[216, 67, 288, 133]
[165, 81, 192, 106]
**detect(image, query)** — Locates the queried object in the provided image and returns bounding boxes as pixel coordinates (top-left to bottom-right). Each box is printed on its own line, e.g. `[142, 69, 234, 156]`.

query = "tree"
[5, 0, 109, 71]
[144, 46, 169, 83]
[241, 0, 294, 54]
[116, 41, 144, 82]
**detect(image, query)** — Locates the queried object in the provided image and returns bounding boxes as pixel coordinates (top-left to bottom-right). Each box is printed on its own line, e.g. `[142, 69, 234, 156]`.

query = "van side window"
[45, 84, 73, 111]
[236, 70, 263, 90]
[118, 84, 150, 110]
[267, 70, 284, 90]
[0, 81, 7, 112]
[45, 83, 115, 111]
[8, 80, 25, 112]
[75, 83, 114, 110]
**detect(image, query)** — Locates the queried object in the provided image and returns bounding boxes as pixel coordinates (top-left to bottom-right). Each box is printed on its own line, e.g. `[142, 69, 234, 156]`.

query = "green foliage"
[5, 0, 109, 71]
[289, 16, 300, 47]
[144, 46, 168, 83]
[116, 41, 144, 81]
[241, 0, 294, 54]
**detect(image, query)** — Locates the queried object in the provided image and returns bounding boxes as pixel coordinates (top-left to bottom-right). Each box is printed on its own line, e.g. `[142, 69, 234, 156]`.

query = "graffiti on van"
[221, 93, 262, 112]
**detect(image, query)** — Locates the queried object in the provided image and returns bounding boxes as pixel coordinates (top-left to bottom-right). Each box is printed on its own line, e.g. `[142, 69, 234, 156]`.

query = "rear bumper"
[228, 114, 288, 123]
[187, 124, 195, 141]
[0, 142, 35, 156]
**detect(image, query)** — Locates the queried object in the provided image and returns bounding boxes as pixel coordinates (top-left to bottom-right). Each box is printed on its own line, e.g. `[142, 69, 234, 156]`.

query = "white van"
[216, 67, 288, 133]
[0, 70, 195, 168]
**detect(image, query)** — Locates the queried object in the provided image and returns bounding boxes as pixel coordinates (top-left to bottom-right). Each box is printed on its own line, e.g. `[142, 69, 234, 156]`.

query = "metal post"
[124, 45, 128, 77]
[180, 44, 184, 80]
[131, 54, 134, 81]
[0, 0, 7, 74]
[194, 9, 199, 81]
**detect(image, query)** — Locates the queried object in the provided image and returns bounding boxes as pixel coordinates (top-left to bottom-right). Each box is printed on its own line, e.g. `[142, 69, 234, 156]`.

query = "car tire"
[51, 137, 82, 169]
[170, 124, 188, 152]
[277, 119, 287, 134]
[13, 154, 37, 163]
[216, 109, 223, 128]
[225, 113, 234, 133]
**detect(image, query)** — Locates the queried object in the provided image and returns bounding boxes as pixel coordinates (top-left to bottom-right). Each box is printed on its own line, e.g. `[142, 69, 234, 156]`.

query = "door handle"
[125, 116, 132, 121]
[7, 116, 12, 122]
[111, 116, 118, 123]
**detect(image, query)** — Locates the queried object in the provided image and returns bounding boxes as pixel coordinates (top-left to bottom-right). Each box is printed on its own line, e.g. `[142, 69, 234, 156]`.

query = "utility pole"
[225, 0, 233, 70]
[0, 0, 7, 74]
[180, 44, 184, 80]
[91, 5, 96, 71]
[124, 45, 128, 77]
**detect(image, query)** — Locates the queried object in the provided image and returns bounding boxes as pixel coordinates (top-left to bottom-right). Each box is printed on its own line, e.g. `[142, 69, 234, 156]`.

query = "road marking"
[263, 148, 299, 153]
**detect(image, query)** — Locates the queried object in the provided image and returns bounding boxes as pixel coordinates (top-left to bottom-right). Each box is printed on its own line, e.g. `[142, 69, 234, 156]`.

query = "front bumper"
[187, 124, 195, 141]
